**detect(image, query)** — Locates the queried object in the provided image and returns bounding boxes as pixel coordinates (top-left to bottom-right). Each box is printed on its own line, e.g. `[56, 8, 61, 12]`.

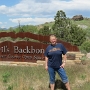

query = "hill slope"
[36, 19, 90, 29]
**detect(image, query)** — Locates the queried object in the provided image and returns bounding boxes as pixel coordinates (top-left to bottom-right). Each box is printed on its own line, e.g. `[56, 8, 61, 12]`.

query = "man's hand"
[45, 65, 48, 70]
[60, 63, 65, 68]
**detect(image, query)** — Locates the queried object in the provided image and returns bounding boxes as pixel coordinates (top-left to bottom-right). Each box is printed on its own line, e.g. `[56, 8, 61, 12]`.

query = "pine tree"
[52, 10, 86, 46]
[52, 10, 70, 39]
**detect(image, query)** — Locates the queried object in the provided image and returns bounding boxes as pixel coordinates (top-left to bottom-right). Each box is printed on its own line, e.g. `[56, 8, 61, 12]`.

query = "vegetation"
[80, 41, 90, 53]
[0, 25, 38, 34]
[38, 26, 51, 35]
[52, 10, 71, 39]
[67, 24, 86, 46]
[51, 10, 86, 46]
[0, 61, 90, 90]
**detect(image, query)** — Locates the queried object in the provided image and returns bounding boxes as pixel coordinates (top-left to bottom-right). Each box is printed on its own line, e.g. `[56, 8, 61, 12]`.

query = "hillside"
[0, 18, 90, 43]
[36, 18, 90, 29]
[36, 18, 90, 41]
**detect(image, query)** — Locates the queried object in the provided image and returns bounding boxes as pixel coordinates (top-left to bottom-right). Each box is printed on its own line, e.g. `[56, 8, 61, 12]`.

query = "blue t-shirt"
[44, 43, 67, 68]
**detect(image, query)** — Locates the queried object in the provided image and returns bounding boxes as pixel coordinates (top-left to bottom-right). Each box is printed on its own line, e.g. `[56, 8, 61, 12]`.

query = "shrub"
[2, 72, 11, 83]
[80, 41, 90, 53]
[6, 85, 13, 90]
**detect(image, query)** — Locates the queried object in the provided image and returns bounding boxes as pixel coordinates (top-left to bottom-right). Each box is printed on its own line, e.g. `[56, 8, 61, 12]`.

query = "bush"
[6, 85, 13, 90]
[2, 72, 11, 83]
[80, 41, 90, 53]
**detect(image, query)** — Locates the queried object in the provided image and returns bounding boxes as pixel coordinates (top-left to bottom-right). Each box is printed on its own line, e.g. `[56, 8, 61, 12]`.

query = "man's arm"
[60, 54, 67, 68]
[63, 54, 67, 63]
[45, 56, 48, 70]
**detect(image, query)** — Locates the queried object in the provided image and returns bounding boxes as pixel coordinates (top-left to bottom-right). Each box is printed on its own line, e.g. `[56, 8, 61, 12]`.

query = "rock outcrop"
[72, 15, 84, 21]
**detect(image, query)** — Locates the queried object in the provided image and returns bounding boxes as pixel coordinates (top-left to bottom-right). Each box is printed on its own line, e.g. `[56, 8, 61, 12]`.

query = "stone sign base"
[0, 52, 85, 66]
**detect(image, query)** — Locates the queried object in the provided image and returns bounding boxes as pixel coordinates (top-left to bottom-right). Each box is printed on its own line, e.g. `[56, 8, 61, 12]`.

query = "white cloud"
[0, 22, 2, 24]
[0, 0, 90, 17]
[0, 0, 90, 28]
[51, 0, 90, 11]
[0, 26, 5, 28]
[0, 22, 7, 24]
[9, 17, 54, 25]
[0, 5, 7, 14]
[0, 21, 7, 28]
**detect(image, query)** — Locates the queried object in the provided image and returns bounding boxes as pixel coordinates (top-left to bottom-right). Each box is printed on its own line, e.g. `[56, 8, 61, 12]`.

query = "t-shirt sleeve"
[61, 43, 67, 55]
[44, 47, 48, 57]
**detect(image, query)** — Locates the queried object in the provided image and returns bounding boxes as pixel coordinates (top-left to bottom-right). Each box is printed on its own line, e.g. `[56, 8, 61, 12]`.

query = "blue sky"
[0, 0, 90, 28]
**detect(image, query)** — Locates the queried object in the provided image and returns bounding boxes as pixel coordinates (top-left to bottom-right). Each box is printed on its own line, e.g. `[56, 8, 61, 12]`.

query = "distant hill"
[0, 18, 90, 32]
[0, 27, 7, 30]
[36, 18, 90, 30]
[36, 21, 54, 30]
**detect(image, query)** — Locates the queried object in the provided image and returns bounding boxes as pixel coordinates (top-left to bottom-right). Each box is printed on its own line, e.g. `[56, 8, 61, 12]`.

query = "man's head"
[49, 35, 57, 45]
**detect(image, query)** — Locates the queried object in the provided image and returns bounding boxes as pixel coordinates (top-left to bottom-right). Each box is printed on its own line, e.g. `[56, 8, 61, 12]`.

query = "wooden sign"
[0, 32, 79, 62]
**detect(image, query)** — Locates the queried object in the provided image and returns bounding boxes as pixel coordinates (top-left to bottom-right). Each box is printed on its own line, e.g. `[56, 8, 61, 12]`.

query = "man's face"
[50, 36, 57, 45]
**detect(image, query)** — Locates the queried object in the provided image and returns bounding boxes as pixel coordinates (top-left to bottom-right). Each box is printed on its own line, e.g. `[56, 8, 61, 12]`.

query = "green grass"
[0, 61, 90, 90]
[71, 19, 90, 28]
[0, 65, 49, 90]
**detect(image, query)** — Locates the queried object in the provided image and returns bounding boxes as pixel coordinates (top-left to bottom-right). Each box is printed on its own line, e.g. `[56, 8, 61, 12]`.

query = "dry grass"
[0, 60, 90, 90]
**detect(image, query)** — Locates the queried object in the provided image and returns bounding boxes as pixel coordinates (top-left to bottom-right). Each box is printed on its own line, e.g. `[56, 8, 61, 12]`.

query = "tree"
[14, 25, 38, 34]
[52, 10, 86, 46]
[8, 27, 14, 32]
[38, 26, 51, 36]
[80, 41, 90, 53]
[52, 10, 70, 39]
[68, 24, 86, 46]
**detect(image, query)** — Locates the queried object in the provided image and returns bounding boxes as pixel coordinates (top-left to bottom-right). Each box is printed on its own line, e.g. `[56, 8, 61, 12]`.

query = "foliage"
[68, 24, 86, 46]
[2, 72, 11, 83]
[21, 25, 38, 34]
[8, 27, 15, 32]
[80, 41, 90, 52]
[38, 26, 51, 35]
[85, 27, 90, 40]
[7, 25, 38, 34]
[52, 10, 71, 39]
[52, 10, 86, 46]
[6, 85, 13, 90]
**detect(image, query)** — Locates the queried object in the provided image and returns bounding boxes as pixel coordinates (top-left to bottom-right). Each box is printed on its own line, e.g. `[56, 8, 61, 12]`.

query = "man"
[44, 35, 71, 90]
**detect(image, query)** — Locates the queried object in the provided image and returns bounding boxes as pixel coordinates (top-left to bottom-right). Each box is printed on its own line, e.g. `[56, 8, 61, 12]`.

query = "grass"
[71, 19, 90, 27]
[0, 60, 90, 90]
[0, 65, 49, 90]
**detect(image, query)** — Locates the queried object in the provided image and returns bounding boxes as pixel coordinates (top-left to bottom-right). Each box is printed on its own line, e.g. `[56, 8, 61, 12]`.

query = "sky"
[0, 0, 90, 29]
